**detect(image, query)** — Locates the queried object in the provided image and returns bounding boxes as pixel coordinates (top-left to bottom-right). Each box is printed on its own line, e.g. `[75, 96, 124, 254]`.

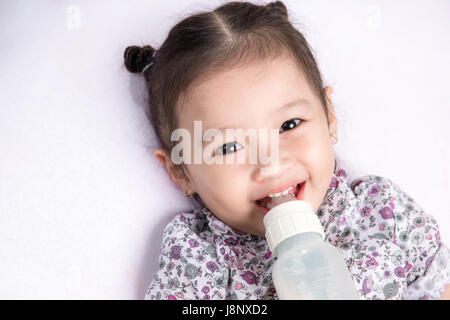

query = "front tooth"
[269, 191, 282, 198]
[268, 186, 293, 198]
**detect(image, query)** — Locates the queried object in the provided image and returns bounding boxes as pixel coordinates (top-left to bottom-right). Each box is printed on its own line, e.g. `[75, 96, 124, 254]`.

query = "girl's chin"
[246, 225, 266, 237]
[255, 231, 266, 237]
[246, 230, 266, 238]
[239, 221, 266, 237]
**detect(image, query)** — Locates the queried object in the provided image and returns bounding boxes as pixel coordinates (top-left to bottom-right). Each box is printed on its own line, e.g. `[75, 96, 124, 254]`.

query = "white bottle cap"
[263, 200, 325, 256]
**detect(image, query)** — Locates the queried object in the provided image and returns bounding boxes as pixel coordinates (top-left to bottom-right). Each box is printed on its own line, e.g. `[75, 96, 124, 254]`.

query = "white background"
[0, 0, 449, 299]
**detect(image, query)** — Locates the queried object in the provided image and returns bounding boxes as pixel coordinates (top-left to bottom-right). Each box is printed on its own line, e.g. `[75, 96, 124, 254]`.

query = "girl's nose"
[252, 146, 295, 182]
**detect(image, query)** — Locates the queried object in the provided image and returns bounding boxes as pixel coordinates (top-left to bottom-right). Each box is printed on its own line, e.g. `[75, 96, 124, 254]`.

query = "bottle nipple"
[265, 192, 297, 210]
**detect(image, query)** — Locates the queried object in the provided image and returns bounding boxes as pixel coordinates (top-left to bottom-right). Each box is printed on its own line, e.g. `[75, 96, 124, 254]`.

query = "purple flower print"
[366, 258, 378, 270]
[170, 245, 182, 260]
[206, 261, 218, 272]
[202, 286, 210, 294]
[378, 206, 394, 219]
[368, 185, 380, 196]
[225, 237, 239, 246]
[188, 239, 199, 248]
[168, 295, 177, 300]
[394, 266, 405, 278]
[337, 169, 347, 178]
[360, 276, 373, 295]
[329, 177, 339, 189]
[241, 271, 257, 285]
[360, 206, 371, 217]
[166, 262, 175, 270]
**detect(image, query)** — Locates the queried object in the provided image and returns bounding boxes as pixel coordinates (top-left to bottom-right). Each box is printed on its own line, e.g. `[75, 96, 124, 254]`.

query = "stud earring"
[184, 191, 194, 198]
[330, 133, 338, 143]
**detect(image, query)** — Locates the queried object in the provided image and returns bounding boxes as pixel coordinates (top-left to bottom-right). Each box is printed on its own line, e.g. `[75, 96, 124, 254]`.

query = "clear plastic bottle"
[263, 200, 360, 300]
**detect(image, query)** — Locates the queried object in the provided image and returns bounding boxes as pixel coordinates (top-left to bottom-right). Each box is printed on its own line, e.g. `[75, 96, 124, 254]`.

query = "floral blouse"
[145, 161, 450, 300]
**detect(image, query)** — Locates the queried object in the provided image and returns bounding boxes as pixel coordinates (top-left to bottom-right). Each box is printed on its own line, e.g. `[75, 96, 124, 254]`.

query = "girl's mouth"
[254, 181, 306, 215]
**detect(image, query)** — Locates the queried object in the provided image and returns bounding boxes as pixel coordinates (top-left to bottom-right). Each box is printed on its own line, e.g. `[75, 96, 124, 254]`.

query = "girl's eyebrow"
[205, 98, 310, 132]
[279, 98, 310, 110]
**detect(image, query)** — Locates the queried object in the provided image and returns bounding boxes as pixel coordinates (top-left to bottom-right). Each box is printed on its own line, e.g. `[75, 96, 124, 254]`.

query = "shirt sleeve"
[144, 214, 229, 300]
[383, 178, 450, 299]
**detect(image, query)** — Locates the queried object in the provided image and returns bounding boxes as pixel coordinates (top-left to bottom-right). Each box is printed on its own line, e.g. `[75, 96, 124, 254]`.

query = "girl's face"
[157, 55, 337, 237]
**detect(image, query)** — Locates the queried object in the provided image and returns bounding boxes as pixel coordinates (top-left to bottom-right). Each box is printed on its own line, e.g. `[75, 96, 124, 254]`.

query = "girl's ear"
[154, 149, 192, 192]
[324, 86, 338, 142]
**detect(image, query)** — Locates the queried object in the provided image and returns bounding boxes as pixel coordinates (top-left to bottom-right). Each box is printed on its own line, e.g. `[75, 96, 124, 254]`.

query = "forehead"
[178, 56, 315, 129]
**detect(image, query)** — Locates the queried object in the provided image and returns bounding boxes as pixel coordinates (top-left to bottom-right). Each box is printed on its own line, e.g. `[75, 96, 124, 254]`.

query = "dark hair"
[124, 1, 331, 202]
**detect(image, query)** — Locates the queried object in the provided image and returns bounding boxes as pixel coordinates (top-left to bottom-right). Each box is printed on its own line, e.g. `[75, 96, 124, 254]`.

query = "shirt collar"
[316, 158, 357, 232]
[201, 207, 264, 241]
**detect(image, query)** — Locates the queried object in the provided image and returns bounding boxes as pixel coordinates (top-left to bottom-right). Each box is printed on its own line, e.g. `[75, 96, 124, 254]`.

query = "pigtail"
[124, 45, 155, 74]
[266, 1, 288, 19]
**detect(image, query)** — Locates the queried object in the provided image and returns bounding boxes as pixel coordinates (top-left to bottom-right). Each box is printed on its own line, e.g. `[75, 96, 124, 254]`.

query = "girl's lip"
[255, 180, 303, 200]
[254, 181, 306, 215]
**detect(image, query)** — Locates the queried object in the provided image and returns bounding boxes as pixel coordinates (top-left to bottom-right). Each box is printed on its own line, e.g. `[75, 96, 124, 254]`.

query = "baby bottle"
[263, 200, 360, 300]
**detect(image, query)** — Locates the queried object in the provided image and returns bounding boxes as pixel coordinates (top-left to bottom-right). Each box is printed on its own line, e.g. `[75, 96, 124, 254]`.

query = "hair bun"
[124, 45, 155, 73]
[267, 1, 288, 18]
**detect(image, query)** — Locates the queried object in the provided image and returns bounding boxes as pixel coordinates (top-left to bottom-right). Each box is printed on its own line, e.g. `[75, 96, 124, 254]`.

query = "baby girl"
[124, 1, 449, 299]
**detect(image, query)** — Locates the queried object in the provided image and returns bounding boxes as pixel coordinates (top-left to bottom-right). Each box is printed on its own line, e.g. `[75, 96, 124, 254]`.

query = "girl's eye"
[280, 118, 303, 133]
[214, 118, 303, 156]
[215, 141, 243, 156]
